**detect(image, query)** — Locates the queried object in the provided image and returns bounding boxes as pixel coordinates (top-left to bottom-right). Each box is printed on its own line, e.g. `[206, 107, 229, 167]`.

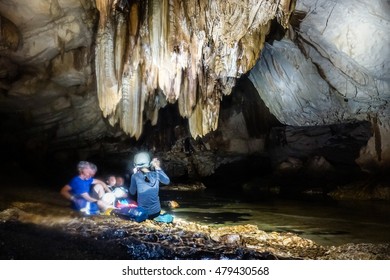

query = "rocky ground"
[0, 192, 389, 260]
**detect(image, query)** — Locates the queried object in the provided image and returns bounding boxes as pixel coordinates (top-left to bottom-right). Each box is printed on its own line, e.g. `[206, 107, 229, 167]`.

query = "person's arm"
[60, 184, 74, 201]
[92, 178, 111, 192]
[156, 169, 170, 185]
[129, 175, 137, 195]
[151, 158, 170, 185]
[80, 192, 100, 202]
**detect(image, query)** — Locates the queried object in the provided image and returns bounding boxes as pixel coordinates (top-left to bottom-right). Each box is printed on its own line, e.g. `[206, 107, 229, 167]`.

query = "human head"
[77, 161, 90, 172]
[106, 175, 116, 186]
[87, 162, 97, 178]
[133, 152, 151, 169]
[115, 176, 124, 186]
[77, 161, 91, 178]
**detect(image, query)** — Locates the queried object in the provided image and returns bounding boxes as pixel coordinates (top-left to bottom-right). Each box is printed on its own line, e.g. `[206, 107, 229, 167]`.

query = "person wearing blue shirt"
[129, 152, 170, 219]
[60, 161, 112, 215]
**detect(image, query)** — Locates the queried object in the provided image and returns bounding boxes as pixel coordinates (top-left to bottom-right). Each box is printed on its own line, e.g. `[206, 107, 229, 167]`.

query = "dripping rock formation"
[0, 0, 389, 179]
[94, 0, 294, 138]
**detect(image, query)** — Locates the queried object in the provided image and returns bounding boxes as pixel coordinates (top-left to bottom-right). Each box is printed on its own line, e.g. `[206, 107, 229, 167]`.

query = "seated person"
[113, 175, 128, 198]
[113, 175, 137, 208]
[129, 152, 170, 219]
[90, 174, 117, 206]
[60, 161, 112, 215]
[107, 175, 117, 191]
[115, 176, 125, 187]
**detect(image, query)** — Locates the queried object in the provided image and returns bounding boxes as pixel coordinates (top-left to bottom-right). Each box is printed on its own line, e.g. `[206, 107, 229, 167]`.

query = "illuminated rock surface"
[1, 0, 388, 172]
[249, 0, 390, 170]
[94, 0, 294, 138]
[1, 199, 389, 260]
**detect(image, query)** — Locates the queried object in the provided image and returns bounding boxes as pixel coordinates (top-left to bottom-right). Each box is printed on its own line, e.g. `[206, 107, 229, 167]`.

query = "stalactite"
[149, 0, 162, 66]
[94, 0, 296, 139]
[95, 0, 121, 117]
[120, 63, 145, 139]
[188, 99, 203, 138]
[277, 0, 296, 28]
[114, 11, 127, 84]
[95, 0, 113, 27]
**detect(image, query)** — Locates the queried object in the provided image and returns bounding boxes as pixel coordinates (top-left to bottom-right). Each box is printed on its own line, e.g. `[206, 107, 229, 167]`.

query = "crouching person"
[60, 161, 113, 215]
[90, 174, 117, 208]
[129, 152, 171, 220]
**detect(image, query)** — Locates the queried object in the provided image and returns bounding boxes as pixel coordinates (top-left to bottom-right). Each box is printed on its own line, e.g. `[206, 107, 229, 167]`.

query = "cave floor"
[0, 178, 389, 260]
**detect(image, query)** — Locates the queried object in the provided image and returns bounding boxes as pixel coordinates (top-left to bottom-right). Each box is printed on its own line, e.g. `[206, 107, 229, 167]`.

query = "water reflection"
[172, 211, 252, 224]
[1, 182, 389, 247]
[161, 189, 390, 246]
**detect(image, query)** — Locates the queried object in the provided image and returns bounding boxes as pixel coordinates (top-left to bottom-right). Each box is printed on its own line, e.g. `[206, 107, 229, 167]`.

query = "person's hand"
[151, 158, 161, 169]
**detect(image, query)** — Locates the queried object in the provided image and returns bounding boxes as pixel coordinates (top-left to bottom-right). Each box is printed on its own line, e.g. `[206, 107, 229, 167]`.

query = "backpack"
[111, 206, 148, 223]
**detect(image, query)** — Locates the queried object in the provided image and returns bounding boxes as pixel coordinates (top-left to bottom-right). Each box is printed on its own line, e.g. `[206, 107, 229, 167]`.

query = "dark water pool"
[161, 189, 390, 246]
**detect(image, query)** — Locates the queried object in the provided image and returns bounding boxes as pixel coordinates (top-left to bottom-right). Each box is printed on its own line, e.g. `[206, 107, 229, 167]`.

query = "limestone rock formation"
[249, 0, 390, 170]
[94, 0, 294, 139]
[0, 0, 388, 175]
[0, 0, 109, 158]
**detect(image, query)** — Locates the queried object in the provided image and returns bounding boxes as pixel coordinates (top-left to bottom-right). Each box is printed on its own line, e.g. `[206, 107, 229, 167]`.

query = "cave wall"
[0, 0, 388, 179]
[0, 0, 120, 166]
[249, 0, 390, 171]
[93, 0, 294, 139]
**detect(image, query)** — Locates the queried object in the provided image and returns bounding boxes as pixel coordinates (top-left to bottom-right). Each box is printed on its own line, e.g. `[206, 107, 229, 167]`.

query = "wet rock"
[161, 182, 206, 192]
[328, 179, 390, 200]
[121, 236, 176, 260]
[305, 156, 334, 174]
[302, 188, 325, 196]
[1, 203, 389, 260]
[322, 243, 390, 260]
[268, 123, 372, 170]
[356, 119, 390, 173]
[275, 157, 303, 175]
[161, 200, 180, 209]
[217, 234, 242, 246]
[99, 228, 129, 240]
[0, 208, 20, 221]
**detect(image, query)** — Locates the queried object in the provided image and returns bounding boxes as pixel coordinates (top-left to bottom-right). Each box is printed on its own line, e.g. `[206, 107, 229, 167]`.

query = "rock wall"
[94, 0, 294, 139]
[0, 0, 388, 176]
[0, 0, 118, 171]
[249, 0, 390, 171]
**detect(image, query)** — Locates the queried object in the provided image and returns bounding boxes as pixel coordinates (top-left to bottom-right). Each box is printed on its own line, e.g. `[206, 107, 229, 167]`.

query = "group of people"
[60, 152, 170, 220]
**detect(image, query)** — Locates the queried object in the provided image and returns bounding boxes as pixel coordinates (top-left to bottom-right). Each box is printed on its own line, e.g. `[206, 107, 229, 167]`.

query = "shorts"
[71, 198, 100, 215]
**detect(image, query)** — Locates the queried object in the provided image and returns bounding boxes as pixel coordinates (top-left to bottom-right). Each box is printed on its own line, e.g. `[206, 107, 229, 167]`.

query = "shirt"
[129, 169, 170, 216]
[69, 176, 93, 197]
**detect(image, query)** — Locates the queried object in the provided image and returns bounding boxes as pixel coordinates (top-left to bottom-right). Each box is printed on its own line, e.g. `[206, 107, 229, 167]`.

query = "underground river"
[1, 183, 389, 248]
[160, 189, 390, 246]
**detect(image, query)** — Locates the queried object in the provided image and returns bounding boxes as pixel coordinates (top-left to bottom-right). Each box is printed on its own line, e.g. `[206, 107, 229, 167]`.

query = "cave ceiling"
[94, 0, 294, 138]
[0, 0, 389, 170]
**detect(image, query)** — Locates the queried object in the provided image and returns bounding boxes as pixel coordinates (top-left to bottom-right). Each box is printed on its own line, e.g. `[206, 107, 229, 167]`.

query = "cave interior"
[0, 0, 389, 257]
